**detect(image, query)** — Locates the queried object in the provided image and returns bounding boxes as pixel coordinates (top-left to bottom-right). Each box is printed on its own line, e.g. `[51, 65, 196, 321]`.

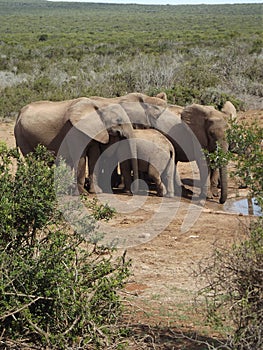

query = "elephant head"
[67, 99, 136, 143]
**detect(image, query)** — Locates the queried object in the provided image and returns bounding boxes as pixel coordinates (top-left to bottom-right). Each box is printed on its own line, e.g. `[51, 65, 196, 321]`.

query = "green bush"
[200, 219, 263, 350]
[165, 85, 200, 106]
[84, 197, 116, 222]
[227, 120, 263, 208]
[1, 2, 262, 121]
[0, 143, 57, 247]
[0, 144, 130, 348]
[199, 121, 263, 349]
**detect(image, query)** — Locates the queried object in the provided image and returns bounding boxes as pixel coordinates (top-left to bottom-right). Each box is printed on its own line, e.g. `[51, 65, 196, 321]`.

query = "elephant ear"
[181, 104, 216, 145]
[155, 92, 167, 101]
[143, 93, 168, 107]
[66, 98, 109, 144]
[221, 101, 237, 119]
[181, 104, 209, 127]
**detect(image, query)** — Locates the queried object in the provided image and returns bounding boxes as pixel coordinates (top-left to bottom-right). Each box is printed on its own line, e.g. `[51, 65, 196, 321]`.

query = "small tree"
[227, 120, 263, 208]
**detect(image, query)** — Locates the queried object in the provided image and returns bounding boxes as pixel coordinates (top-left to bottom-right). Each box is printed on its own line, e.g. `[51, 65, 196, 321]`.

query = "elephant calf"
[120, 129, 175, 197]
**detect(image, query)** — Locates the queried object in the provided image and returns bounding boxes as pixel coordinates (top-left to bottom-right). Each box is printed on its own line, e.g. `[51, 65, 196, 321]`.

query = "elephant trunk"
[219, 140, 228, 204]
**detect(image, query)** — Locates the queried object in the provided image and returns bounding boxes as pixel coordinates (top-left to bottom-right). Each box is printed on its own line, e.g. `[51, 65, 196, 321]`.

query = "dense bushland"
[0, 143, 130, 349]
[0, 1, 262, 120]
[200, 121, 263, 350]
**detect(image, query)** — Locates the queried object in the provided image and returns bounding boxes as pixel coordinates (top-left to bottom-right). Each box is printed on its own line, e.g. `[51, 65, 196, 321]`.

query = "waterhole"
[224, 197, 262, 216]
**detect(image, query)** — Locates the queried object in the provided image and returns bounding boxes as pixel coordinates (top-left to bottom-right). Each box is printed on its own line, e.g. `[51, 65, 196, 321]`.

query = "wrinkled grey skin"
[15, 92, 235, 204]
[99, 94, 235, 204]
[14, 98, 139, 195]
[120, 129, 175, 197]
[123, 98, 235, 203]
[94, 128, 175, 197]
[180, 102, 236, 204]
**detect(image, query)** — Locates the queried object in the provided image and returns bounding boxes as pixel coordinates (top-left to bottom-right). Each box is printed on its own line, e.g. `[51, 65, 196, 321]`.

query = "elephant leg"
[196, 158, 210, 200]
[108, 156, 123, 192]
[163, 160, 175, 198]
[210, 168, 220, 197]
[206, 169, 213, 199]
[173, 161, 189, 197]
[148, 164, 166, 197]
[173, 161, 186, 197]
[120, 160, 132, 194]
[77, 155, 88, 195]
[87, 141, 102, 194]
[116, 163, 125, 190]
[98, 157, 114, 193]
[111, 165, 121, 189]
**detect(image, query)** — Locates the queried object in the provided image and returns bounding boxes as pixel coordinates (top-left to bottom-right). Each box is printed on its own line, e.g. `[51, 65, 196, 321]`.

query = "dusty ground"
[1, 110, 262, 349]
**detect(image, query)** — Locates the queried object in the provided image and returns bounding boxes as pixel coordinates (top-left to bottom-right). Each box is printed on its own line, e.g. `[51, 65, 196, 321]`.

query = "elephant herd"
[14, 92, 236, 204]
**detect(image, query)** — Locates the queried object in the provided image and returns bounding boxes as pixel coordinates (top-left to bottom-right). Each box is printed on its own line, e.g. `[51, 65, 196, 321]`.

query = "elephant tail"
[161, 148, 174, 173]
[170, 149, 174, 161]
[14, 113, 21, 150]
[162, 149, 175, 176]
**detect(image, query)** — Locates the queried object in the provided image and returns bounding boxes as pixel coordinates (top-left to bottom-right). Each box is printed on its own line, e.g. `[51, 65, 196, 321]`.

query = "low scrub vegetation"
[227, 120, 263, 208]
[0, 143, 130, 349]
[0, 1, 262, 120]
[200, 121, 263, 350]
[201, 220, 262, 350]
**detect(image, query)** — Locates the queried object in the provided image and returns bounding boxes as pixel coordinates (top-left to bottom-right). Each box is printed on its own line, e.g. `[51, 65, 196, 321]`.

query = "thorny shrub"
[199, 220, 262, 350]
[227, 120, 263, 208]
[0, 143, 130, 349]
[199, 120, 263, 350]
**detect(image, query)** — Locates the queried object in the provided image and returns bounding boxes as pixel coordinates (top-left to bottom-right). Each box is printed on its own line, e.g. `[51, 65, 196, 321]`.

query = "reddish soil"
[1, 109, 262, 349]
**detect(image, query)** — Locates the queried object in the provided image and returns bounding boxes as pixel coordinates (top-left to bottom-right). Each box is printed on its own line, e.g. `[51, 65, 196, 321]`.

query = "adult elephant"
[179, 102, 236, 203]
[14, 97, 139, 195]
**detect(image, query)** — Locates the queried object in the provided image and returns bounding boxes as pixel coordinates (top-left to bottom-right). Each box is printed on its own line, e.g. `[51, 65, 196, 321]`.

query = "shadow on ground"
[127, 324, 226, 349]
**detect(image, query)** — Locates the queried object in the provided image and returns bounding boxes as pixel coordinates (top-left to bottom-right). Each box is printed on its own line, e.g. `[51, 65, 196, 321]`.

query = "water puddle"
[224, 198, 262, 216]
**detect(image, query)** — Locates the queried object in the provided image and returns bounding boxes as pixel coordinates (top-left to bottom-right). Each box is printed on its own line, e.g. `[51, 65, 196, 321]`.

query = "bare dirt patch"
[0, 121, 16, 148]
[1, 110, 261, 349]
